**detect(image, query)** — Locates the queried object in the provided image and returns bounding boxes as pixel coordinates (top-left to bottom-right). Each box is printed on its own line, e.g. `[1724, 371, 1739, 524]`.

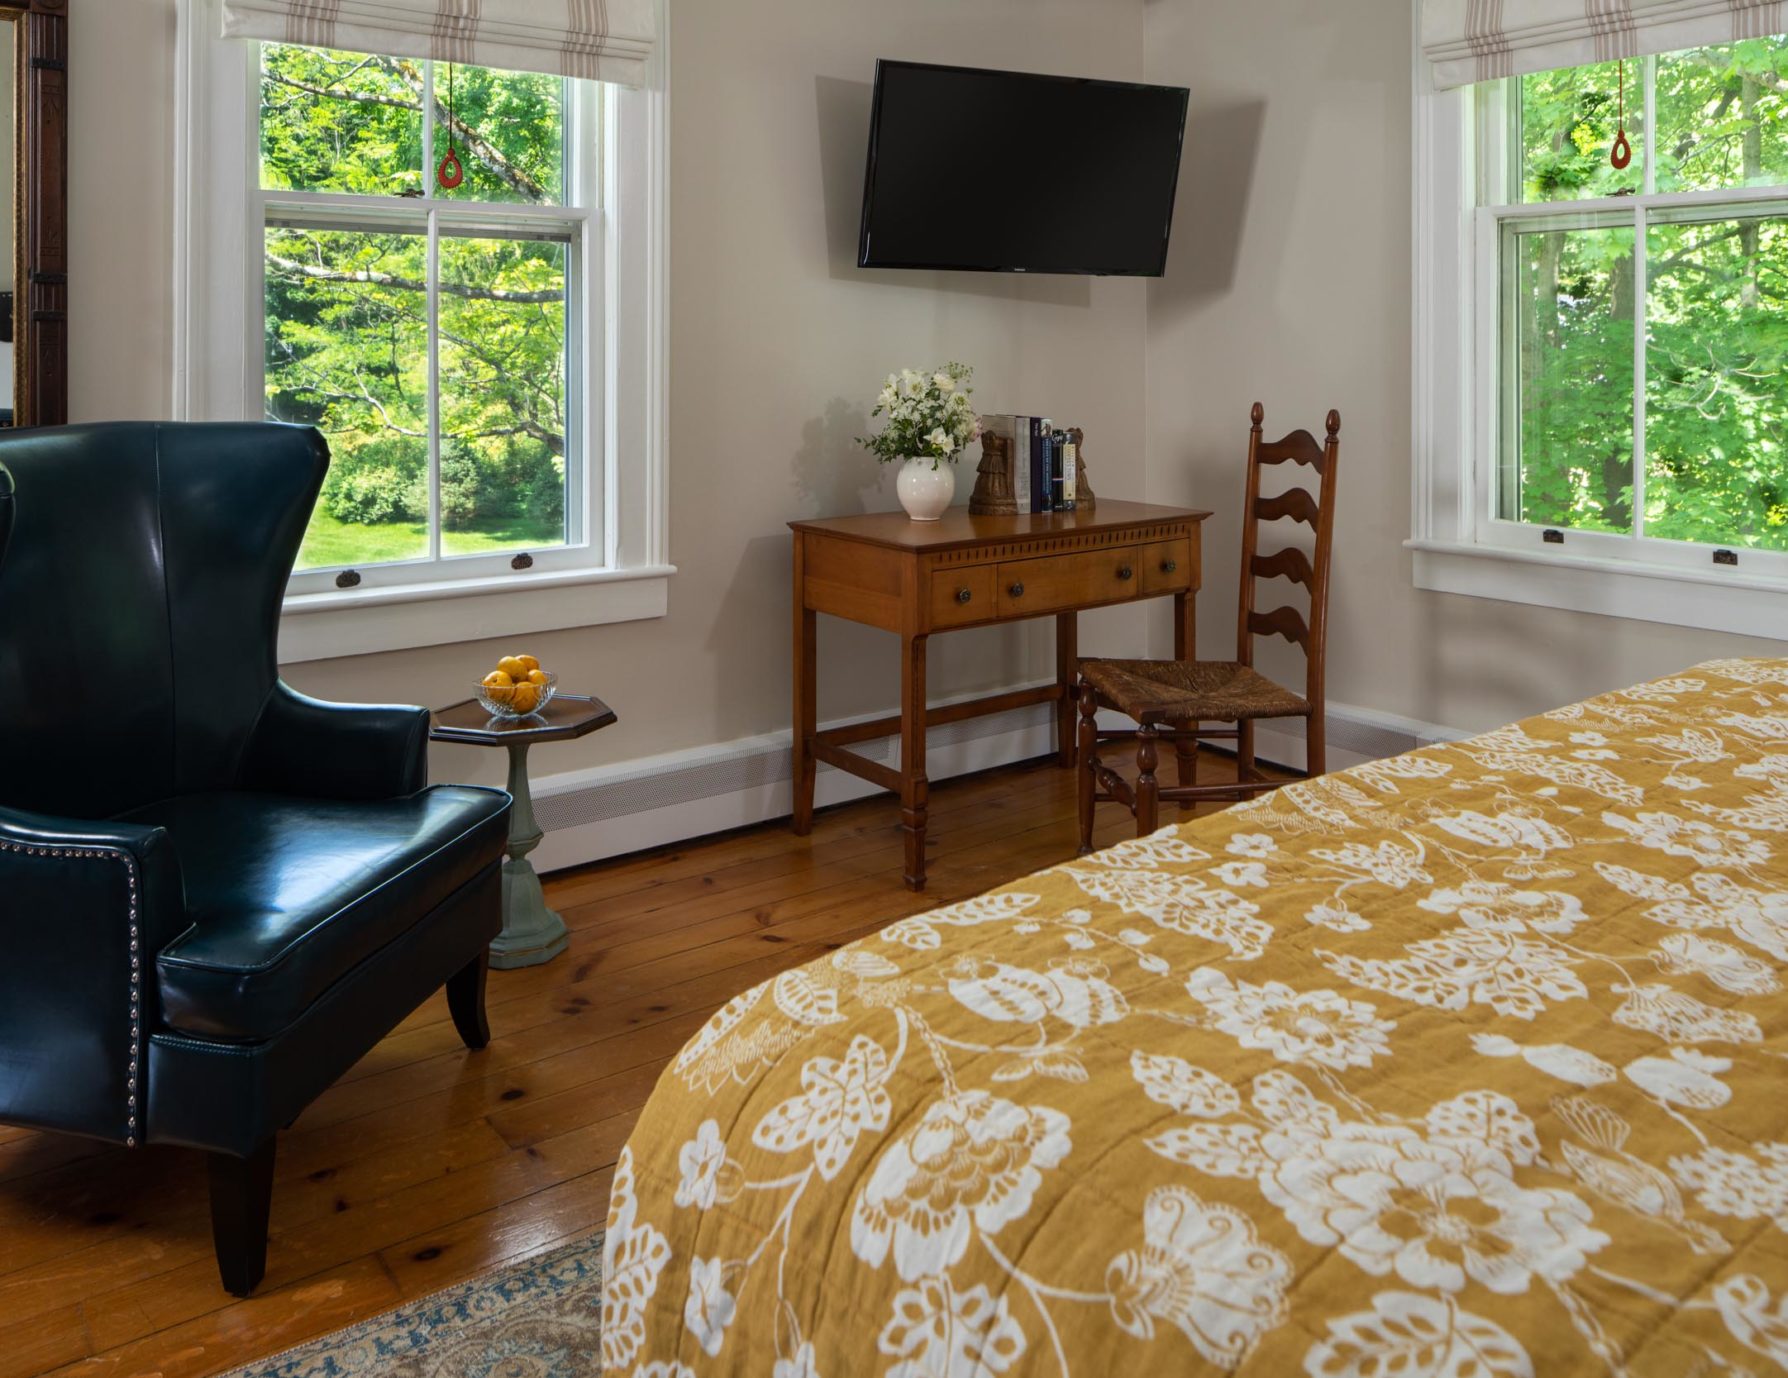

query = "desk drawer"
[1140, 535, 1196, 595]
[929, 565, 994, 627]
[997, 546, 1140, 617]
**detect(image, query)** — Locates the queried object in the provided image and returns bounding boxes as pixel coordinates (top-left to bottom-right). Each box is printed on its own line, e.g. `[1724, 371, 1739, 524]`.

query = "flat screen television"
[857, 60, 1189, 277]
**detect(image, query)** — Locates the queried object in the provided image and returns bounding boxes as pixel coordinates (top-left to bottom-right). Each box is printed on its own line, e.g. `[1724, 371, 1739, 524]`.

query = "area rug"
[223, 1232, 603, 1378]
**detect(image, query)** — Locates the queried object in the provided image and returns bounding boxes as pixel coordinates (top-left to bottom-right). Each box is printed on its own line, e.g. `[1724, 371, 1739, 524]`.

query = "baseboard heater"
[526, 687, 1463, 874]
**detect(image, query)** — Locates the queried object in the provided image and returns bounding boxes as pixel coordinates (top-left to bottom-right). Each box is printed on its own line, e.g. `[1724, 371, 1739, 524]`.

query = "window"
[258, 47, 585, 578]
[175, 0, 669, 659]
[1412, 34, 1788, 637]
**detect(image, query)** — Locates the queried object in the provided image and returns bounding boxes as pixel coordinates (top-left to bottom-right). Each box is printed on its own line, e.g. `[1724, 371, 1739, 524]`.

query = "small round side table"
[430, 692, 618, 970]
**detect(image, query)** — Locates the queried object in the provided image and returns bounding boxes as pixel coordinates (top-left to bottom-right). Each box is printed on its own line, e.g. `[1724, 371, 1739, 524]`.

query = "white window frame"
[1409, 29, 1788, 641]
[172, 0, 671, 662]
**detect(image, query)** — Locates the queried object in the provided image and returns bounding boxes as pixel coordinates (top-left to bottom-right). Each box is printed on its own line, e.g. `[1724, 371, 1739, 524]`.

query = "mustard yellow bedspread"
[602, 660, 1788, 1376]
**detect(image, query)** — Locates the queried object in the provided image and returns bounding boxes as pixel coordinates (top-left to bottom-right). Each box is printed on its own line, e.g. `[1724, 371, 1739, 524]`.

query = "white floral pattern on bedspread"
[604, 660, 1788, 1376]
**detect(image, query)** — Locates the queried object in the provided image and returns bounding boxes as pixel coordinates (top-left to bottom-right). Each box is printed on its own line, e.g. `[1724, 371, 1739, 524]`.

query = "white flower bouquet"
[859, 362, 980, 470]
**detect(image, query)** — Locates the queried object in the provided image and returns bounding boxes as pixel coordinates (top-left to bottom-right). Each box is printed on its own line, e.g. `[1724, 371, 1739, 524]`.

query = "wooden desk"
[790, 500, 1212, 890]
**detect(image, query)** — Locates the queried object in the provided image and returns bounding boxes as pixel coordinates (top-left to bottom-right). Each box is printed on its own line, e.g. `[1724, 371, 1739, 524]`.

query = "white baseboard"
[1250, 699, 1466, 776]
[526, 685, 1466, 875]
[528, 683, 1060, 873]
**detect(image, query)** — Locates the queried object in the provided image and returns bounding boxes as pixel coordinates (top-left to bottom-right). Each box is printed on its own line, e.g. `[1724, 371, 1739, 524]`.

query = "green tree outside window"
[1507, 39, 1788, 552]
[257, 44, 576, 573]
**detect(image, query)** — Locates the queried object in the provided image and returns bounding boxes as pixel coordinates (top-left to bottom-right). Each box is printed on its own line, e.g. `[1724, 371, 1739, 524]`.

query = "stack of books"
[981, 414, 1078, 513]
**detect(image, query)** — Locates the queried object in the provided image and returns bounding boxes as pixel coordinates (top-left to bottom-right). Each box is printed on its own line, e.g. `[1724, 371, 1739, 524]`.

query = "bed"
[602, 660, 1788, 1376]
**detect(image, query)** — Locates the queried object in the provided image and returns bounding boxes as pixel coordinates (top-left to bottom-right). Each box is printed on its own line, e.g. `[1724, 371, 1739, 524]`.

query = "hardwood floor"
[0, 750, 1250, 1377]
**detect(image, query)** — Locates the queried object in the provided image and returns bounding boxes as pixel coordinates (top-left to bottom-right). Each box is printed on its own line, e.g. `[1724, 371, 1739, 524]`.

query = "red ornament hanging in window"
[1610, 58, 1633, 169]
[436, 62, 464, 190]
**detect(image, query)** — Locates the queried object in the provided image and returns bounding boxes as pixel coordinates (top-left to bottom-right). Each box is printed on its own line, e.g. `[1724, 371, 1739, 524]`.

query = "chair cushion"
[121, 787, 509, 1041]
[1080, 658, 1311, 726]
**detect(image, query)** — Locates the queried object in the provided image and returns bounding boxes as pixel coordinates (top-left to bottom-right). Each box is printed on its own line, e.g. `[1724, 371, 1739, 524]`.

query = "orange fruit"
[515, 654, 541, 673]
[482, 669, 514, 688]
[496, 656, 530, 681]
[526, 668, 550, 687]
[511, 682, 540, 714]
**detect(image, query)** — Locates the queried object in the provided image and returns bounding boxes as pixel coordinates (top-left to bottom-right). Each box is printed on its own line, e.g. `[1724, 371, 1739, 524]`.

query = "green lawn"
[297, 509, 565, 571]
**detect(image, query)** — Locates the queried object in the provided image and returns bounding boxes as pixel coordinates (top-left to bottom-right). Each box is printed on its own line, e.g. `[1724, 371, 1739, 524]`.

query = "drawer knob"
[956, 587, 973, 604]
[1008, 581, 1025, 598]
[1161, 559, 1178, 574]
[1117, 565, 1134, 581]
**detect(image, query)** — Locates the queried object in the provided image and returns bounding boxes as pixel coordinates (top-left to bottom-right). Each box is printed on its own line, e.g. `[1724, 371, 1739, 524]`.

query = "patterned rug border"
[219, 1230, 604, 1378]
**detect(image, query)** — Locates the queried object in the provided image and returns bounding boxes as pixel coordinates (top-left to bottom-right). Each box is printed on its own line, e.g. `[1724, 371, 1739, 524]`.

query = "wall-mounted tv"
[857, 60, 1189, 277]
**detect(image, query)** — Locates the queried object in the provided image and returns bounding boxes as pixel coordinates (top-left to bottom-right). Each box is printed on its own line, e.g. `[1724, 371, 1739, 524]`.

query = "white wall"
[71, 1, 176, 422]
[1141, 0, 1785, 734]
[65, 0, 1779, 829]
[72, 0, 1152, 798]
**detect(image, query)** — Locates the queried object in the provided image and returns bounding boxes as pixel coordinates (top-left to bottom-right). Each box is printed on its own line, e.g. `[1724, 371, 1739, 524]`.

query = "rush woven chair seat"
[1078, 659, 1311, 726]
[1077, 402, 1339, 847]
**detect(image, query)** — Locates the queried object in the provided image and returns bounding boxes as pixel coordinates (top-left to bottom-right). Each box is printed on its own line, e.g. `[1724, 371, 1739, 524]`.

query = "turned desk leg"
[491, 740, 570, 969]
[900, 632, 930, 891]
[1076, 679, 1098, 856]
[791, 536, 818, 835]
[1055, 611, 1077, 767]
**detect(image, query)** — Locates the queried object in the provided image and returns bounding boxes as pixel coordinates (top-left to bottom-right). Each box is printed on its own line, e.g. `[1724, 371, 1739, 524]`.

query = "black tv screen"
[858, 60, 1189, 276]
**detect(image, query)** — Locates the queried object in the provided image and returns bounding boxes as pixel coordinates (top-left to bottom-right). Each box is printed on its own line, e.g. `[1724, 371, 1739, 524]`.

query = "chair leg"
[209, 1137, 277, 1298]
[1306, 710, 1326, 779]
[1076, 680, 1099, 856]
[447, 950, 492, 1051]
[1172, 719, 1198, 793]
[1135, 725, 1160, 837]
[1238, 720, 1257, 786]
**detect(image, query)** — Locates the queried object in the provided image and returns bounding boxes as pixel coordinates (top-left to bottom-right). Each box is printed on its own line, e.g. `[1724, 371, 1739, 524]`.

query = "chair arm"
[241, 682, 430, 801]
[0, 805, 187, 1145]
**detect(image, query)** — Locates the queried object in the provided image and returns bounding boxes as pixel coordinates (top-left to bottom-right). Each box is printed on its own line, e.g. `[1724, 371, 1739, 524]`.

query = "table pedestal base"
[490, 739, 570, 971]
[493, 857, 569, 969]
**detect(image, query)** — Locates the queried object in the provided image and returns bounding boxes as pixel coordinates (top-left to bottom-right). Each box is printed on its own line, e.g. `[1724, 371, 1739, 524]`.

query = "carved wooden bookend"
[968, 430, 1019, 515]
[1068, 427, 1095, 510]
[969, 425, 1095, 514]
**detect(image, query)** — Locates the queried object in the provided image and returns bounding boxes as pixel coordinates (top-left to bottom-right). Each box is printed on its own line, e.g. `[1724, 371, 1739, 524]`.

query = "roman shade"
[221, 0, 657, 85]
[1422, 0, 1786, 89]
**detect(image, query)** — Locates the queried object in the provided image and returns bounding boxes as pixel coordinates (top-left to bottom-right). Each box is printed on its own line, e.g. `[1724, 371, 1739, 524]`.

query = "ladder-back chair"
[1075, 402, 1339, 846]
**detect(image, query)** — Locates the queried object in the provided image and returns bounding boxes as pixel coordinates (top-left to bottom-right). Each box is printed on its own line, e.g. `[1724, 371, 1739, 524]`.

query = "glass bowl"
[476, 671, 556, 720]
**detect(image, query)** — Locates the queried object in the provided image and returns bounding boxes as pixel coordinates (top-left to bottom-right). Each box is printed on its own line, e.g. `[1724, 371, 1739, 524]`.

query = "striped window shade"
[1422, 0, 1786, 88]
[221, 0, 657, 85]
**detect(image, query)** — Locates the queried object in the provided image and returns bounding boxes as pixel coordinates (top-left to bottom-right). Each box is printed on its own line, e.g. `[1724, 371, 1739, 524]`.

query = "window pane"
[438, 234, 570, 557]
[260, 45, 424, 196]
[1655, 38, 1788, 193]
[1519, 60, 1644, 202]
[1645, 214, 1788, 550]
[1501, 224, 1636, 531]
[265, 227, 431, 570]
[434, 64, 565, 205]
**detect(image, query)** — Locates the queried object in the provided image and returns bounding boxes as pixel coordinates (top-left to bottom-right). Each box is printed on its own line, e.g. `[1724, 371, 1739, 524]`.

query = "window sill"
[1407, 539, 1788, 640]
[278, 563, 676, 664]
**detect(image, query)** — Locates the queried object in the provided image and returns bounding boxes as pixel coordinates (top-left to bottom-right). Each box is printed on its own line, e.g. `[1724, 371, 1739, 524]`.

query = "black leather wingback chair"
[0, 422, 511, 1296]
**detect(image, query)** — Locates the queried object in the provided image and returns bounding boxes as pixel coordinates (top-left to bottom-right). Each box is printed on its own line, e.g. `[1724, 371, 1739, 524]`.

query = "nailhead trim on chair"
[0, 838, 143, 1146]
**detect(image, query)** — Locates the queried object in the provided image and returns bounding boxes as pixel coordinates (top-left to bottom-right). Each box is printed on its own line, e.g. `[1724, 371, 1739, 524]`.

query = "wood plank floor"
[0, 750, 1251, 1377]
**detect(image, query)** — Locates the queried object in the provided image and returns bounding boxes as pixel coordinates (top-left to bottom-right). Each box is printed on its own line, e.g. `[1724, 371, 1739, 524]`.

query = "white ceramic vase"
[895, 456, 954, 521]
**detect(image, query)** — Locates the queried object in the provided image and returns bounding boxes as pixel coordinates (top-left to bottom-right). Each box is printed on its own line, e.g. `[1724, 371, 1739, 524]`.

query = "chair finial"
[1325, 409, 1341, 438]
[1250, 401, 1264, 429]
